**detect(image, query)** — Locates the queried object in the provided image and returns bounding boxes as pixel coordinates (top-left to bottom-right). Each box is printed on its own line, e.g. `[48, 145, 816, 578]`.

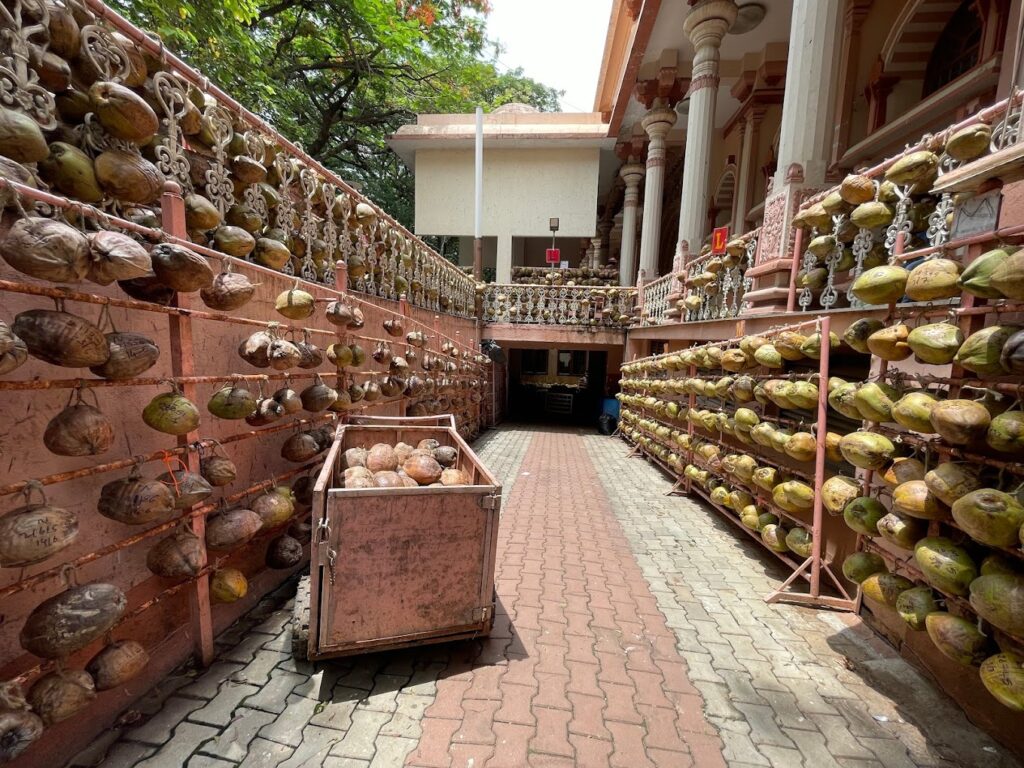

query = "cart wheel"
[291, 574, 311, 661]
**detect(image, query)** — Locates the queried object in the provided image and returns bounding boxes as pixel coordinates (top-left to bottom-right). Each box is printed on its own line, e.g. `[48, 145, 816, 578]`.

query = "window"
[556, 350, 587, 376]
[923, 1, 982, 97]
[522, 349, 548, 375]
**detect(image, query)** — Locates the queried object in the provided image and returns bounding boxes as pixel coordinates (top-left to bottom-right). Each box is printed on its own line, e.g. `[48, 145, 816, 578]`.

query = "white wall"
[414, 147, 602, 240]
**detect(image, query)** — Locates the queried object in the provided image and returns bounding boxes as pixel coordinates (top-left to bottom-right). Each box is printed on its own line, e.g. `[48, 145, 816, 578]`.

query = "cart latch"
[480, 494, 501, 512]
[474, 605, 492, 622]
[315, 516, 338, 586]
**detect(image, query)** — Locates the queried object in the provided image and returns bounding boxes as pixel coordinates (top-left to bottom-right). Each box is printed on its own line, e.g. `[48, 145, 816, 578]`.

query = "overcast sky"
[485, 0, 615, 113]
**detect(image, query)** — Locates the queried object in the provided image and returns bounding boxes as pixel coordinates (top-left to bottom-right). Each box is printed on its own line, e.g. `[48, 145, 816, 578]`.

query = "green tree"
[114, 0, 561, 231]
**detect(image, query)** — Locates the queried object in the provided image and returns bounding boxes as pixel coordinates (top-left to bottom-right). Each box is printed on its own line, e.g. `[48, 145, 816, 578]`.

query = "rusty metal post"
[809, 314, 831, 598]
[334, 260, 347, 292]
[162, 181, 215, 666]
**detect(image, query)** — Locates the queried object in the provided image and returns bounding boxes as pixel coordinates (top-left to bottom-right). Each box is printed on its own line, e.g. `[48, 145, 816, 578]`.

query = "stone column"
[637, 105, 676, 281]
[774, 0, 844, 187]
[733, 108, 764, 231]
[677, 0, 737, 254]
[496, 233, 513, 284]
[618, 163, 645, 285]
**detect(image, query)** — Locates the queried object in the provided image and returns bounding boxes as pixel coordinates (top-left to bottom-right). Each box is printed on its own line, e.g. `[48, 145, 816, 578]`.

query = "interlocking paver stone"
[97, 427, 1021, 768]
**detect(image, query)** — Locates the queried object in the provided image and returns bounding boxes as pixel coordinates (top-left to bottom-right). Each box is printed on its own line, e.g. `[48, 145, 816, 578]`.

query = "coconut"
[0, 107, 48, 163]
[89, 331, 160, 380]
[118, 273, 175, 305]
[861, 572, 914, 606]
[13, 308, 111, 368]
[0, 501, 78, 567]
[866, 323, 912, 361]
[344, 467, 374, 488]
[924, 463, 981, 506]
[403, 454, 443, 485]
[947, 123, 992, 161]
[854, 382, 898, 422]
[885, 150, 939, 186]
[843, 497, 887, 535]
[761, 524, 789, 552]
[1, 216, 90, 283]
[267, 535, 304, 569]
[800, 332, 839, 361]
[925, 613, 990, 666]
[43, 400, 114, 456]
[840, 174, 875, 205]
[98, 470, 175, 525]
[822, 475, 860, 515]
[905, 323, 963, 365]
[914, 537, 977, 596]
[200, 269, 256, 311]
[325, 300, 357, 327]
[842, 318, 883, 355]
[773, 481, 814, 513]
[267, 338, 301, 370]
[225, 203, 262, 233]
[905, 259, 962, 302]
[987, 411, 1024, 455]
[374, 471, 405, 488]
[980, 653, 1024, 711]
[282, 431, 322, 462]
[87, 640, 149, 690]
[150, 243, 214, 292]
[955, 326, 1020, 375]
[781, 528, 811, 558]
[784, 432, 817, 462]
[849, 200, 894, 229]
[442, 468, 472, 486]
[148, 532, 203, 582]
[143, 389, 200, 435]
[753, 344, 783, 368]
[366, 443, 399, 473]
[828, 382, 863, 420]
[951, 489, 1024, 547]
[238, 330, 273, 368]
[893, 480, 947, 521]
[296, 340, 323, 369]
[89, 80, 159, 143]
[245, 397, 284, 426]
[825, 432, 844, 463]
[969, 574, 1024, 637]
[989, 250, 1024, 300]
[929, 399, 990, 445]
[27, 670, 94, 725]
[207, 382, 257, 420]
[95, 150, 163, 204]
[839, 432, 895, 470]
[0, 319, 28, 375]
[851, 265, 909, 305]
[252, 488, 294, 529]
[888, 392, 936, 433]
[20, 582, 126, 658]
[896, 586, 939, 631]
[842, 552, 887, 584]
[982, 554, 1021, 576]
[211, 568, 248, 603]
[206, 508, 262, 550]
[158, 470, 213, 509]
[276, 286, 316, 320]
[38, 142, 103, 203]
[344, 447, 368, 469]
[959, 247, 1015, 298]
[250, 236, 288, 267]
[0, 686, 43, 763]
[300, 378, 337, 412]
[433, 445, 458, 467]
[185, 193, 223, 231]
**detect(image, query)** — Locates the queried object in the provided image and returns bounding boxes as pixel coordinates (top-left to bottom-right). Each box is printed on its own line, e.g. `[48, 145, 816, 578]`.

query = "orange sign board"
[711, 226, 729, 255]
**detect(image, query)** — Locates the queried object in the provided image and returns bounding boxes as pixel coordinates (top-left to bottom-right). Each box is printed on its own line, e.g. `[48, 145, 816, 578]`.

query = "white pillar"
[677, 0, 737, 255]
[637, 105, 676, 281]
[618, 163, 644, 285]
[774, 0, 844, 187]
[496, 233, 513, 283]
[733, 109, 763, 231]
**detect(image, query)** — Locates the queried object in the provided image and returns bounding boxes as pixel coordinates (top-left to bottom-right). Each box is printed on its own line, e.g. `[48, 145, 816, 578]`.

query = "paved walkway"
[79, 426, 1016, 768]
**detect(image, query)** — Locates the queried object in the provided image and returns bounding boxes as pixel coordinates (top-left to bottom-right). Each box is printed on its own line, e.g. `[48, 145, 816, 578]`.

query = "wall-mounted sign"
[711, 226, 729, 255]
[546, 248, 561, 264]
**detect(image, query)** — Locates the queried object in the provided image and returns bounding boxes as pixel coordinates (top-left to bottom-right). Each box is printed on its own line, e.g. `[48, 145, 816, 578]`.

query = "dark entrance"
[506, 348, 610, 425]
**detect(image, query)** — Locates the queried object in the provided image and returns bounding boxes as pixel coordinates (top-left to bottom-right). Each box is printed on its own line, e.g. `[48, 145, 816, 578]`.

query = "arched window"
[922, 0, 983, 96]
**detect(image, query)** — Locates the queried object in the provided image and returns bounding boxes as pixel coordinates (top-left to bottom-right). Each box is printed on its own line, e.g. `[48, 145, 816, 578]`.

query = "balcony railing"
[480, 284, 637, 327]
[639, 273, 674, 326]
[682, 230, 759, 322]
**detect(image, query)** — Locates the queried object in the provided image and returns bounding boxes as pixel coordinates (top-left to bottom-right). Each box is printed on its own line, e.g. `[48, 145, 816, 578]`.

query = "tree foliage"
[114, 0, 561, 227]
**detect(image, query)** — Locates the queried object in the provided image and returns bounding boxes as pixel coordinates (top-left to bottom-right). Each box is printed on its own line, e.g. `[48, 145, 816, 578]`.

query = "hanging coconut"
[325, 299, 356, 327]
[843, 318, 885, 354]
[843, 497, 887, 536]
[27, 670, 95, 726]
[211, 568, 248, 603]
[200, 448, 237, 487]
[0, 319, 28, 375]
[959, 247, 1015, 298]
[267, 535, 304, 569]
[350, 344, 366, 366]
[98, 469, 175, 525]
[851, 265, 909, 305]
[954, 325, 1020, 375]
[914, 537, 977, 596]
[924, 462, 981, 507]
[929, 399, 990, 445]
[970, 574, 1024, 636]
[904, 258, 962, 302]
[13, 309, 109, 368]
[207, 381, 258, 420]
[947, 123, 993, 161]
[250, 236, 287, 267]
[981, 652, 1024, 711]
[893, 480, 947, 520]
[281, 431, 322, 462]
[43, 395, 115, 456]
[895, 586, 939, 631]
[150, 243, 214, 293]
[842, 552, 887, 584]
[273, 386, 302, 414]
[245, 397, 285, 426]
[861, 572, 914, 607]
[850, 201, 894, 229]
[252, 487, 294, 529]
[89, 331, 160, 380]
[146, 530, 204, 579]
[94, 150, 163, 204]
[989, 250, 1024, 301]
[906, 322, 963, 365]
[275, 284, 316, 320]
[296, 339, 323, 369]
[839, 432, 895, 469]
[0, 682, 43, 763]
[20, 583, 127, 658]
[891, 391, 938, 433]
[86, 231, 152, 285]
[206, 508, 262, 550]
[118, 273, 175, 305]
[238, 329, 273, 368]
[885, 150, 939, 186]
[86, 640, 149, 691]
[866, 323, 912, 361]
[0, 216, 90, 283]
[926, 613, 990, 666]
[200, 268, 257, 311]
[383, 318, 404, 337]
[822, 475, 860, 515]
[0, 495, 78, 568]
[300, 376, 337, 412]
[952, 489, 1024, 547]
[157, 469, 213, 509]
[143, 386, 200, 435]
[988, 411, 1024, 454]
[185, 193, 223, 231]
[89, 81, 159, 143]
[267, 338, 301, 370]
[854, 382, 898, 422]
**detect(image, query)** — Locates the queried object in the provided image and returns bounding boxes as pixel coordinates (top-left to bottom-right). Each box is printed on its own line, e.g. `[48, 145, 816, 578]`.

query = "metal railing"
[480, 284, 636, 327]
[639, 273, 674, 326]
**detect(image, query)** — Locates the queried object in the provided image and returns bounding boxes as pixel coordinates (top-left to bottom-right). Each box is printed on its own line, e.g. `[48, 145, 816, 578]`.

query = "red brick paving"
[404, 430, 725, 767]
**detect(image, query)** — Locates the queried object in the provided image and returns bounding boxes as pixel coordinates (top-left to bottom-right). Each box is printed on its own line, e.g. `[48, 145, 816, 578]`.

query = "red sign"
[545, 248, 561, 264]
[711, 226, 729, 255]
